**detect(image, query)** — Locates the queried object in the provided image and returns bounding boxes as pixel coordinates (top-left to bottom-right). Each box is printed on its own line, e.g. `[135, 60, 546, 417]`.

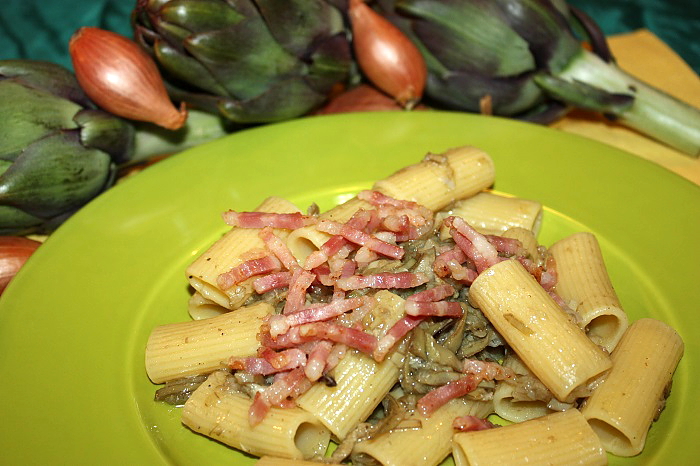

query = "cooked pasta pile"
[145, 146, 683, 465]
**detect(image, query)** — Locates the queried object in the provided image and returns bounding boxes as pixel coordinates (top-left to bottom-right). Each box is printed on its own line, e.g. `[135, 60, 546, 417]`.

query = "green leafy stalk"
[539, 49, 700, 157]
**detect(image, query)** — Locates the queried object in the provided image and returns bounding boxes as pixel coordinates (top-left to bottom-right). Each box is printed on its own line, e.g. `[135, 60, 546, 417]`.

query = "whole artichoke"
[377, 0, 700, 156]
[0, 60, 134, 235]
[132, 0, 354, 123]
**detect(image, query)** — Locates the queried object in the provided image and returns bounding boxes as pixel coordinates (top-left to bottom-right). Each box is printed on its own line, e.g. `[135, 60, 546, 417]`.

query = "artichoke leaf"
[0, 81, 81, 160]
[397, 0, 535, 76]
[0, 132, 114, 218]
[185, 17, 302, 99]
[0, 60, 92, 107]
[159, 0, 246, 33]
[74, 109, 135, 165]
[305, 33, 354, 91]
[427, 70, 545, 115]
[534, 74, 634, 115]
[255, 0, 346, 57]
[217, 77, 326, 123]
[492, 0, 580, 71]
[154, 39, 229, 96]
[140, 17, 193, 54]
[0, 205, 43, 234]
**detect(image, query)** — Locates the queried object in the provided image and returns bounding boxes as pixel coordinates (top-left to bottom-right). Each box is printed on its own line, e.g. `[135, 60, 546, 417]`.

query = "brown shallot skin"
[69, 27, 187, 130]
[348, 0, 427, 108]
[0, 236, 41, 295]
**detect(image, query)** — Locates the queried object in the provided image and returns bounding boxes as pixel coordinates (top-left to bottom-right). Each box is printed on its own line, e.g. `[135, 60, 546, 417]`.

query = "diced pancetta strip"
[336, 272, 429, 291]
[433, 247, 477, 283]
[325, 344, 347, 373]
[253, 271, 291, 294]
[517, 254, 557, 291]
[267, 314, 292, 339]
[404, 300, 464, 317]
[451, 230, 502, 273]
[229, 348, 307, 375]
[311, 265, 336, 287]
[349, 208, 382, 233]
[305, 340, 334, 382]
[283, 269, 316, 314]
[260, 326, 303, 350]
[358, 190, 434, 236]
[462, 359, 516, 381]
[354, 246, 379, 265]
[373, 315, 424, 362]
[408, 284, 456, 302]
[249, 367, 312, 425]
[452, 415, 497, 432]
[416, 374, 480, 417]
[317, 220, 405, 259]
[217, 255, 281, 290]
[223, 211, 316, 229]
[381, 214, 411, 234]
[259, 227, 299, 271]
[357, 190, 422, 210]
[316, 219, 343, 236]
[297, 322, 378, 354]
[485, 234, 525, 256]
[228, 356, 277, 375]
[445, 216, 500, 272]
[285, 297, 364, 329]
[259, 347, 308, 371]
[249, 391, 271, 426]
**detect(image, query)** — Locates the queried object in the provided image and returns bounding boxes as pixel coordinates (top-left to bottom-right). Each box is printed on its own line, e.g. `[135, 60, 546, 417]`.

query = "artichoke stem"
[128, 109, 232, 165]
[559, 49, 700, 157]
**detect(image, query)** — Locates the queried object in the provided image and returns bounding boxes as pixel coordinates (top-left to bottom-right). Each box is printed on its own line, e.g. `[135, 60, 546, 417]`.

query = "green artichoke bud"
[0, 60, 135, 235]
[377, 0, 700, 156]
[132, 0, 354, 123]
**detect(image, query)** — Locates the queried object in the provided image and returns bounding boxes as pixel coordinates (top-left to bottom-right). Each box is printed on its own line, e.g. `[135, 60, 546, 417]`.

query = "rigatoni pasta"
[144, 145, 683, 465]
[580, 318, 684, 456]
[452, 409, 607, 466]
[296, 291, 407, 440]
[352, 398, 492, 466]
[182, 370, 330, 460]
[468, 259, 612, 401]
[445, 191, 542, 236]
[549, 231, 629, 351]
[372, 145, 495, 211]
[186, 196, 301, 310]
[146, 301, 273, 383]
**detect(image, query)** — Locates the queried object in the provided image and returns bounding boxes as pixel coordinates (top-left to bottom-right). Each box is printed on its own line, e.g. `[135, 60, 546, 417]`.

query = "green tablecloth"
[1, 0, 699, 74]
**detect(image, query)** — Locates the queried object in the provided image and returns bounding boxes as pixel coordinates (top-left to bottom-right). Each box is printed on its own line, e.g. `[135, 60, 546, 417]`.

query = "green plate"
[0, 111, 697, 464]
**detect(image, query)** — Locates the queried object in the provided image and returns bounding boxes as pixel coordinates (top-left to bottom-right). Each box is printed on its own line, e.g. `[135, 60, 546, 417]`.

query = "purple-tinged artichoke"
[132, 0, 354, 123]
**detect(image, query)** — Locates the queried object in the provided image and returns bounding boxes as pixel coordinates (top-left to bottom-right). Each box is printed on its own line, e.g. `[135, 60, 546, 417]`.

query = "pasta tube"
[373, 146, 495, 211]
[446, 191, 542, 236]
[186, 196, 301, 310]
[352, 398, 493, 466]
[256, 458, 323, 466]
[501, 227, 540, 261]
[493, 353, 558, 422]
[145, 302, 273, 383]
[182, 370, 330, 460]
[580, 318, 684, 456]
[187, 292, 228, 320]
[286, 197, 372, 262]
[549, 232, 629, 352]
[468, 259, 611, 401]
[296, 291, 407, 440]
[452, 409, 607, 466]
